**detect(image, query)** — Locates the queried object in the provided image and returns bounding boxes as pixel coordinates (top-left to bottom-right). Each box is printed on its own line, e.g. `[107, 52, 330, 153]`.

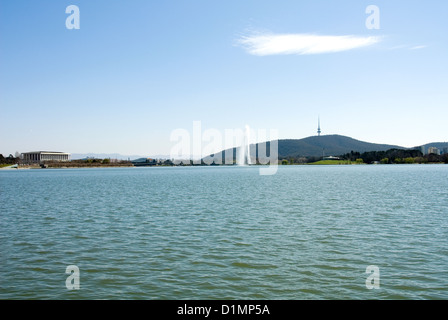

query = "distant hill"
[203, 134, 404, 162]
[418, 142, 448, 153]
[277, 135, 403, 158]
[71, 153, 170, 161]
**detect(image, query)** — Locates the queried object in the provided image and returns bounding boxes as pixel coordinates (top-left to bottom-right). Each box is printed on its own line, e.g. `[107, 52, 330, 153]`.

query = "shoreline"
[1, 163, 446, 171]
[0, 164, 135, 170]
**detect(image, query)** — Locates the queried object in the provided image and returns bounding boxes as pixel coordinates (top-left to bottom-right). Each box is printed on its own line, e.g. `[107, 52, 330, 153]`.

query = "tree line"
[340, 149, 448, 164]
[0, 154, 20, 164]
[280, 148, 448, 164]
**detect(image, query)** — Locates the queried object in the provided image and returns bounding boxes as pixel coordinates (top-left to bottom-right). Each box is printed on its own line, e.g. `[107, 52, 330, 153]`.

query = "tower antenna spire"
[317, 116, 321, 136]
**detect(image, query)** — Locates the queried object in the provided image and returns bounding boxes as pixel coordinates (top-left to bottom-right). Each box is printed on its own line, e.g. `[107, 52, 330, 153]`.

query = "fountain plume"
[238, 125, 252, 166]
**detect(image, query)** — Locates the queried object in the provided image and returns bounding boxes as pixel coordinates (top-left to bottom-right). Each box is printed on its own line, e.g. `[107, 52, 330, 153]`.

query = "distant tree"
[425, 154, 442, 163]
[351, 151, 361, 161]
[380, 158, 389, 164]
[414, 157, 426, 164]
[307, 156, 321, 163]
[281, 159, 289, 165]
[340, 148, 424, 164]
[442, 154, 448, 164]
[355, 158, 364, 164]
[1, 154, 18, 164]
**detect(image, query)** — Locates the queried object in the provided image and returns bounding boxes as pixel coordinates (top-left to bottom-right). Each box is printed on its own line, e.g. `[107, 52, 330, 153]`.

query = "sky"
[1, 0, 447, 157]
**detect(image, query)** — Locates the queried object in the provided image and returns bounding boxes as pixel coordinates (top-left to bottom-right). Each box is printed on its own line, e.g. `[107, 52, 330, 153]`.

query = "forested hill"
[204, 134, 404, 162]
[277, 135, 403, 158]
[419, 142, 448, 151]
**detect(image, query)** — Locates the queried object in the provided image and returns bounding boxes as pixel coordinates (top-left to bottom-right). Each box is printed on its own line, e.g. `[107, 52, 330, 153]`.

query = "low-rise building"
[323, 156, 340, 160]
[420, 146, 426, 155]
[427, 147, 440, 155]
[22, 151, 71, 163]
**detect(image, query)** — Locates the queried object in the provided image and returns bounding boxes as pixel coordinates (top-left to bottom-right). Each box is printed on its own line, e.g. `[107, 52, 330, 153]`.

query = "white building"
[22, 151, 71, 163]
[427, 147, 440, 155]
[420, 146, 426, 155]
[323, 156, 340, 160]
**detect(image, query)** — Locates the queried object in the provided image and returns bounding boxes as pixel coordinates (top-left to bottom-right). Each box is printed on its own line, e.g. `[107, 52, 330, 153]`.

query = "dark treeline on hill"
[0, 154, 19, 164]
[280, 148, 448, 164]
[340, 149, 448, 164]
[340, 149, 432, 164]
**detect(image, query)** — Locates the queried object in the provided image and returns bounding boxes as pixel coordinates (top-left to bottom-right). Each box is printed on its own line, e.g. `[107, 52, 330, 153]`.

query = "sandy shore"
[0, 165, 35, 170]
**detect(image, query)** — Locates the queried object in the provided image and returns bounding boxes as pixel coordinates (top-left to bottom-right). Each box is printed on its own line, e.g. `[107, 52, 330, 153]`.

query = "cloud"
[387, 44, 428, 51]
[410, 45, 427, 50]
[238, 32, 382, 56]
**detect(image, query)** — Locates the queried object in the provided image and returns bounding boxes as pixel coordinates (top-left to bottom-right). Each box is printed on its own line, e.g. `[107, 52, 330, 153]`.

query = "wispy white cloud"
[410, 45, 427, 50]
[387, 43, 428, 51]
[238, 32, 382, 56]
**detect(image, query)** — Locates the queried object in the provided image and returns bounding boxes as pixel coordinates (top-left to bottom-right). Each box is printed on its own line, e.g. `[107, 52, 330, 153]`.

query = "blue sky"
[1, 0, 447, 156]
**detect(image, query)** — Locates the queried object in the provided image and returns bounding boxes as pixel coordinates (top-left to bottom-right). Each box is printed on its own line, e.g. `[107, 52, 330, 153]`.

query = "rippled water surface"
[1, 165, 447, 299]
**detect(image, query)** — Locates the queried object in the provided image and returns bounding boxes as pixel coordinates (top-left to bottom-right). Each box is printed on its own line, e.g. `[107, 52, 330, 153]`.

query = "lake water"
[0, 165, 447, 300]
